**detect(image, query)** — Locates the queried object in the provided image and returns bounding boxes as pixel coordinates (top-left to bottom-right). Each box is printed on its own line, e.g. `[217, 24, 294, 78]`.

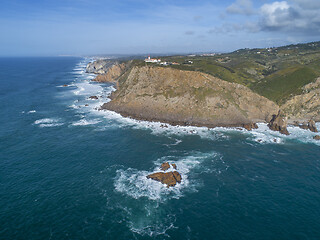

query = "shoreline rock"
[268, 110, 289, 135]
[242, 123, 258, 131]
[293, 119, 318, 133]
[313, 135, 320, 140]
[308, 120, 318, 133]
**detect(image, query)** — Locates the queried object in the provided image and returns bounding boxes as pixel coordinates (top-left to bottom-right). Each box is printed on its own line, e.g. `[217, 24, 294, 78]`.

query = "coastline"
[101, 102, 264, 130]
[87, 61, 319, 135]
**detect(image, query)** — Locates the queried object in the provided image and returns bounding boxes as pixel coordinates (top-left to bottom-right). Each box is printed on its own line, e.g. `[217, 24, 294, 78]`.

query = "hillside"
[101, 66, 279, 127]
[140, 41, 320, 104]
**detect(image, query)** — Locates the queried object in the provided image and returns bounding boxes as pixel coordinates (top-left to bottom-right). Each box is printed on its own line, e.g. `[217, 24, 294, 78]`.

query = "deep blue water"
[1, 57, 320, 240]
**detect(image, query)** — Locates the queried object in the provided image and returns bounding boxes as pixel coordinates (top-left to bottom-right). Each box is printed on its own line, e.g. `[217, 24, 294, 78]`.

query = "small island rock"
[147, 171, 182, 187]
[147, 163, 182, 187]
[89, 96, 99, 100]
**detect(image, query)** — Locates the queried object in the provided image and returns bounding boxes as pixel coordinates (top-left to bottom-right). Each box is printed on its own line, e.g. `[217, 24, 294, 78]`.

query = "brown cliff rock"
[282, 77, 320, 122]
[93, 63, 126, 83]
[308, 120, 318, 133]
[102, 66, 279, 128]
[242, 123, 258, 131]
[268, 110, 289, 135]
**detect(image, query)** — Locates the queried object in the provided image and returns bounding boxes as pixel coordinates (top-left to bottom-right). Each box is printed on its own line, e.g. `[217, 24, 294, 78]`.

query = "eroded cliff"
[282, 77, 320, 123]
[101, 66, 279, 127]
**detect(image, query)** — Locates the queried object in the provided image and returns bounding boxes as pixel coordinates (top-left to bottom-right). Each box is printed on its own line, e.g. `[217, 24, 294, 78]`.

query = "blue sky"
[0, 0, 320, 56]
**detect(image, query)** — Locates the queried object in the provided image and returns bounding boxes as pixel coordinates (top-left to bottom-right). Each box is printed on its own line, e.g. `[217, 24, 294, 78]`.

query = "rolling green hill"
[133, 41, 320, 104]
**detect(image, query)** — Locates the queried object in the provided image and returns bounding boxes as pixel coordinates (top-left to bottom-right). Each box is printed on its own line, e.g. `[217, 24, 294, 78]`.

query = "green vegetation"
[130, 41, 320, 104]
[251, 66, 318, 104]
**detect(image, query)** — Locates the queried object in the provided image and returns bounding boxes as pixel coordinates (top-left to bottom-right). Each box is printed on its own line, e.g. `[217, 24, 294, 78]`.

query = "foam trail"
[34, 118, 64, 128]
[71, 119, 101, 126]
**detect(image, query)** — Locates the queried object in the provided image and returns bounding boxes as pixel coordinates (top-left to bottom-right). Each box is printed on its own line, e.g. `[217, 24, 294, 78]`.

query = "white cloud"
[260, 1, 292, 28]
[226, 0, 254, 15]
[259, 0, 320, 33]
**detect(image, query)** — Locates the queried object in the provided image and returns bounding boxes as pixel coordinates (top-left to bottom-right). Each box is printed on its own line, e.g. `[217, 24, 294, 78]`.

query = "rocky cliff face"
[86, 59, 116, 74]
[93, 63, 126, 83]
[102, 66, 279, 127]
[282, 77, 320, 122]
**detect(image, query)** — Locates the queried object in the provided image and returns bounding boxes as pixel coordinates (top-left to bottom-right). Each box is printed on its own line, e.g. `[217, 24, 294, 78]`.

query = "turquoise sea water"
[1, 57, 320, 239]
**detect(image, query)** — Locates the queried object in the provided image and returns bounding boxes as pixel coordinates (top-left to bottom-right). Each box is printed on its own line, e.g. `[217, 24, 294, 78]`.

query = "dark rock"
[63, 84, 68, 87]
[172, 163, 177, 169]
[313, 135, 320, 140]
[89, 96, 98, 100]
[242, 123, 258, 131]
[298, 124, 309, 130]
[268, 110, 289, 135]
[160, 162, 170, 171]
[308, 120, 318, 133]
[85, 104, 89, 107]
[146, 171, 182, 187]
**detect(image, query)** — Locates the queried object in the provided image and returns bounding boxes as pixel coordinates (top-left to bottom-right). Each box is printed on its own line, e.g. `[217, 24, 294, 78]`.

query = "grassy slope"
[131, 41, 320, 104]
[251, 66, 318, 104]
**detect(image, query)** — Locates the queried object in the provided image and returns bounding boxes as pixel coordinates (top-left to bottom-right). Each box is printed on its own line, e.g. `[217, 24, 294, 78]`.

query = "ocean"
[1, 57, 320, 240]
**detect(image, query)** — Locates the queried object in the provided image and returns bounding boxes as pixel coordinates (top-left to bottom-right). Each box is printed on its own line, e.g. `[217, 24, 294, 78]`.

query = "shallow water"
[1, 57, 320, 239]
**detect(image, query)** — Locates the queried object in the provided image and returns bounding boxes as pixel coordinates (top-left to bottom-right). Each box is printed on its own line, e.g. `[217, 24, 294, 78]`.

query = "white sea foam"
[38, 123, 64, 128]
[34, 118, 64, 128]
[114, 152, 218, 202]
[71, 119, 101, 126]
[27, 110, 36, 114]
[247, 123, 320, 145]
[112, 151, 224, 236]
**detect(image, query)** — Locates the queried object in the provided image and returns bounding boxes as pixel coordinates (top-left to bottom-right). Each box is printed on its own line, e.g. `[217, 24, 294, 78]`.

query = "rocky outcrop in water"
[147, 163, 181, 187]
[268, 110, 289, 135]
[102, 66, 279, 128]
[89, 96, 98, 100]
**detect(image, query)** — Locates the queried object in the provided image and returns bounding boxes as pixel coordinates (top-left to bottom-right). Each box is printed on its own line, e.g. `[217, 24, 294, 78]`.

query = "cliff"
[101, 66, 279, 127]
[86, 59, 116, 74]
[282, 77, 320, 123]
[93, 63, 126, 83]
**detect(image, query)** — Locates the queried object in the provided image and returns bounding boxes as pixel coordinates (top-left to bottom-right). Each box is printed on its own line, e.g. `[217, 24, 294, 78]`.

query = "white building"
[144, 56, 161, 63]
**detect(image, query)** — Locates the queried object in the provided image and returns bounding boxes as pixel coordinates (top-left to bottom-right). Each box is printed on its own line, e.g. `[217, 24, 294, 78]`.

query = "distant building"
[144, 56, 161, 63]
